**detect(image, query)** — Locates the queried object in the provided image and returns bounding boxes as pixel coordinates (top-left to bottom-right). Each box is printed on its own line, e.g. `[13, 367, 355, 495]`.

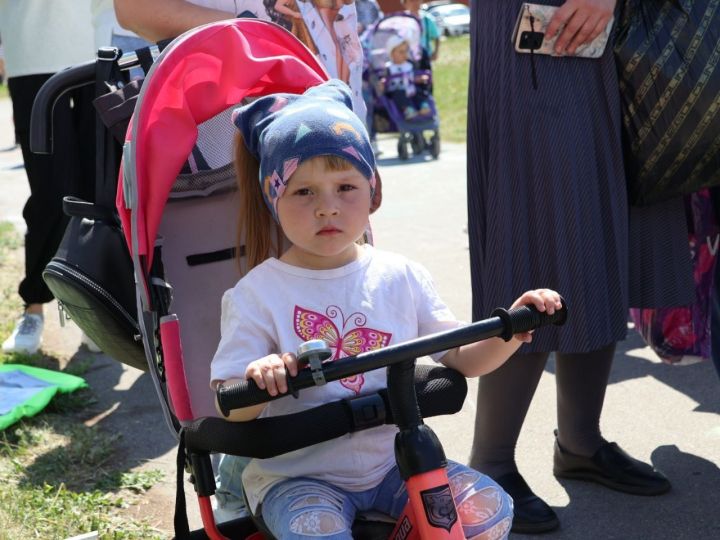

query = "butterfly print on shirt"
[294, 305, 392, 394]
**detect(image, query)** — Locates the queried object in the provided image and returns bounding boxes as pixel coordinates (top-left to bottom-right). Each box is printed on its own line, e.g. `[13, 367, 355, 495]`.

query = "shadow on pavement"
[545, 328, 719, 415]
[521, 445, 720, 540]
[74, 352, 177, 466]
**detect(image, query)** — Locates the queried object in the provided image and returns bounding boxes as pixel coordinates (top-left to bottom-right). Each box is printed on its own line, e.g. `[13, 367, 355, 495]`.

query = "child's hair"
[233, 131, 360, 272]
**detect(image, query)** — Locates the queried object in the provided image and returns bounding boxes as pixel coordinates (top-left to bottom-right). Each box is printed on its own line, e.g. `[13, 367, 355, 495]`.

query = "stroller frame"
[363, 12, 441, 160]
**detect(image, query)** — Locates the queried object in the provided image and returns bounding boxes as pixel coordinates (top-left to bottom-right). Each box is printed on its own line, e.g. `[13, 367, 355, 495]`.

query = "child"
[211, 79, 563, 539]
[382, 34, 431, 120]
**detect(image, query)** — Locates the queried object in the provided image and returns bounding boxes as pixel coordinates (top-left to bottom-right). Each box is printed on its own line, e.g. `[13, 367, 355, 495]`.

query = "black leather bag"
[43, 199, 147, 371]
[40, 47, 154, 370]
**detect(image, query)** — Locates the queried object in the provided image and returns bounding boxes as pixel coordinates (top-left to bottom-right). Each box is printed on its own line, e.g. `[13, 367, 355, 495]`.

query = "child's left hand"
[510, 289, 563, 343]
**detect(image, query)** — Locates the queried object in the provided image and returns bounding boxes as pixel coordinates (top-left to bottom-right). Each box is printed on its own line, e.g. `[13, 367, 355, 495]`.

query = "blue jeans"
[259, 461, 513, 540]
[215, 454, 251, 518]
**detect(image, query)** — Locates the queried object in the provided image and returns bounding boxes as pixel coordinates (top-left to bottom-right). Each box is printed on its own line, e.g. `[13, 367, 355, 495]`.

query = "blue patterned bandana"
[232, 80, 376, 220]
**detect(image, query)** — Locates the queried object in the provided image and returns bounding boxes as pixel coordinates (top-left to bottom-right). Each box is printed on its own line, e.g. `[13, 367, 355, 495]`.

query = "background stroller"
[31, 19, 565, 539]
[363, 12, 441, 160]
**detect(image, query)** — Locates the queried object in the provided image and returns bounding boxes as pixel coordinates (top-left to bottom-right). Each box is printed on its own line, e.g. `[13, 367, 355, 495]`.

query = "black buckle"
[345, 393, 386, 430]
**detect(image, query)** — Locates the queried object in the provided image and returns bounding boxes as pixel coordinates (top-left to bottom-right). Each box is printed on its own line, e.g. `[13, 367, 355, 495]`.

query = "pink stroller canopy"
[117, 19, 329, 268]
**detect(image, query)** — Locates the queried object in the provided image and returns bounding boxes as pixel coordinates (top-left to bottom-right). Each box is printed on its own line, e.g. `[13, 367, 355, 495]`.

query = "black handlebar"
[29, 46, 159, 155]
[217, 299, 567, 416]
[29, 60, 96, 155]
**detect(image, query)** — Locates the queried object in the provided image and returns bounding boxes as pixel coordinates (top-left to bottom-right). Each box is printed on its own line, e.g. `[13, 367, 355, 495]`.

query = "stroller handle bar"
[30, 60, 96, 155]
[217, 299, 567, 416]
[30, 47, 159, 155]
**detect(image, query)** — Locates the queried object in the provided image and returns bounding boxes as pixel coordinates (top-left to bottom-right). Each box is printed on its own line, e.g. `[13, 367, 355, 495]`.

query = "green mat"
[0, 364, 87, 430]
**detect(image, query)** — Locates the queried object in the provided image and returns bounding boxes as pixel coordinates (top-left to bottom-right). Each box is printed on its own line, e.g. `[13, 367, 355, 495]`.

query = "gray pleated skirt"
[466, 0, 693, 353]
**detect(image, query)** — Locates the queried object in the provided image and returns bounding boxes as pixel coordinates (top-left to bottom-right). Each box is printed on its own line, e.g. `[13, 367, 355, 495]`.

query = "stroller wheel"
[430, 133, 441, 159]
[411, 133, 425, 155]
[398, 138, 409, 160]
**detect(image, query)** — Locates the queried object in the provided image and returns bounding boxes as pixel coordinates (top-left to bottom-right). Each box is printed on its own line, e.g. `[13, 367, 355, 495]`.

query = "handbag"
[629, 188, 718, 364]
[41, 46, 158, 371]
[614, 0, 720, 206]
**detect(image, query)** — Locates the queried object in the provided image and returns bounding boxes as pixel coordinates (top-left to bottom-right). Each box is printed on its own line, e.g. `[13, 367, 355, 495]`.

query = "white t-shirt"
[211, 245, 462, 511]
[0, 0, 94, 78]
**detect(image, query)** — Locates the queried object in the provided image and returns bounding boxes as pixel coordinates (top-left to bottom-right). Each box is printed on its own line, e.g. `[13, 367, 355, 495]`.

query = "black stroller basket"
[30, 45, 164, 372]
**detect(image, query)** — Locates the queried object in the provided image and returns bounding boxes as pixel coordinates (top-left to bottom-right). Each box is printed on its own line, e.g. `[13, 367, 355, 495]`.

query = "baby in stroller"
[364, 12, 441, 160]
[381, 34, 432, 121]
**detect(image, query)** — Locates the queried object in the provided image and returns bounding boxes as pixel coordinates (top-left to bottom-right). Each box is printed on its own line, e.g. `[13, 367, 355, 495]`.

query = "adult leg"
[8, 75, 64, 307]
[469, 351, 549, 477]
[468, 351, 558, 533]
[261, 478, 356, 540]
[554, 342, 615, 456]
[553, 343, 671, 495]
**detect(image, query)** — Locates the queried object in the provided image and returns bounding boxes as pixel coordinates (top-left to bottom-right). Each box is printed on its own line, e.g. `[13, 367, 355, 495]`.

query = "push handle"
[491, 298, 567, 341]
[217, 297, 568, 416]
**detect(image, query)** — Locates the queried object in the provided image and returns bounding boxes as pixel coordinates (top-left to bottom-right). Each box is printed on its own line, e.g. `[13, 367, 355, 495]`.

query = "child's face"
[391, 42, 409, 64]
[277, 157, 372, 270]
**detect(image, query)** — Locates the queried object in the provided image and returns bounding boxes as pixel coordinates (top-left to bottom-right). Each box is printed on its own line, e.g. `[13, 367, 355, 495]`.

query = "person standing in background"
[401, 0, 439, 64]
[465, 0, 693, 534]
[355, 0, 382, 35]
[0, 0, 96, 355]
[113, 0, 366, 118]
[92, 0, 149, 57]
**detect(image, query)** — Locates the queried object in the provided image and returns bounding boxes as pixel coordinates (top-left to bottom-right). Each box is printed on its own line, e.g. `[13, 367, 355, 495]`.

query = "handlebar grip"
[217, 378, 277, 417]
[491, 297, 567, 341]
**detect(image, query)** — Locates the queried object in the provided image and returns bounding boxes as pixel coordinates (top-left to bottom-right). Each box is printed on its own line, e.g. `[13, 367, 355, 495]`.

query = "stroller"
[31, 19, 565, 539]
[363, 13, 441, 160]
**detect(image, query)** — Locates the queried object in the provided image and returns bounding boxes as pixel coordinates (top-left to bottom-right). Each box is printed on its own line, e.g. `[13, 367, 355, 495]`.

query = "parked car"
[426, 3, 470, 37]
[421, 0, 452, 10]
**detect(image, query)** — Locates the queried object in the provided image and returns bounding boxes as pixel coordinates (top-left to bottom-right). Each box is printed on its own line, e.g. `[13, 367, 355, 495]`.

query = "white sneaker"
[80, 332, 102, 353]
[2, 313, 44, 354]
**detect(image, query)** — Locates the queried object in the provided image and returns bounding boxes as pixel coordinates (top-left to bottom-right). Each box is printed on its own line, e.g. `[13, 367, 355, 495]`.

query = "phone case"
[512, 3, 614, 58]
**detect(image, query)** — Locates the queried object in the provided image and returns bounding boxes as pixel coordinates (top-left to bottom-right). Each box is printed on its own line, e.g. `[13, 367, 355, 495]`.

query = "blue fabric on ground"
[0, 364, 87, 430]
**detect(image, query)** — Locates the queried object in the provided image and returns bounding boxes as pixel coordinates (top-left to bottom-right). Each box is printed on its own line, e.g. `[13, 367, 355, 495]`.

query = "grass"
[432, 34, 470, 143]
[0, 223, 165, 539]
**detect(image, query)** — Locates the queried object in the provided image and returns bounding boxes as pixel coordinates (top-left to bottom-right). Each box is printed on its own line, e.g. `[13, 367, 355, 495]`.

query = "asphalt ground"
[1, 96, 718, 539]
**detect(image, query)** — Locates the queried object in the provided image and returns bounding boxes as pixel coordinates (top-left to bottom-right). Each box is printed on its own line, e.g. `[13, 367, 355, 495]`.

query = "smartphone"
[512, 2, 614, 58]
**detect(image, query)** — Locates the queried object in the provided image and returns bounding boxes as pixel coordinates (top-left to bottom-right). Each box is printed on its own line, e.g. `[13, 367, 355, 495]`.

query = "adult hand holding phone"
[545, 0, 616, 56]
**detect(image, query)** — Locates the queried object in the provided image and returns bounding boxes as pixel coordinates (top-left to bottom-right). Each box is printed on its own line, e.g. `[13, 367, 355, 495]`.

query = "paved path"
[1, 96, 718, 539]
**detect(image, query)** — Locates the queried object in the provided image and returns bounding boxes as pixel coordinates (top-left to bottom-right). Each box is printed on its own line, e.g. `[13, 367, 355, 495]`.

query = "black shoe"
[495, 471, 560, 534]
[553, 433, 671, 496]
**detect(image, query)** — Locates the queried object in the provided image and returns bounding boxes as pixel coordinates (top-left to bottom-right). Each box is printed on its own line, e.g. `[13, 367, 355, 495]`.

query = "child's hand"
[245, 352, 299, 396]
[510, 289, 563, 343]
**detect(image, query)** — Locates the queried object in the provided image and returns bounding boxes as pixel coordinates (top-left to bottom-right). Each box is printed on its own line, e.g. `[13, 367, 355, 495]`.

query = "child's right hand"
[245, 352, 299, 396]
